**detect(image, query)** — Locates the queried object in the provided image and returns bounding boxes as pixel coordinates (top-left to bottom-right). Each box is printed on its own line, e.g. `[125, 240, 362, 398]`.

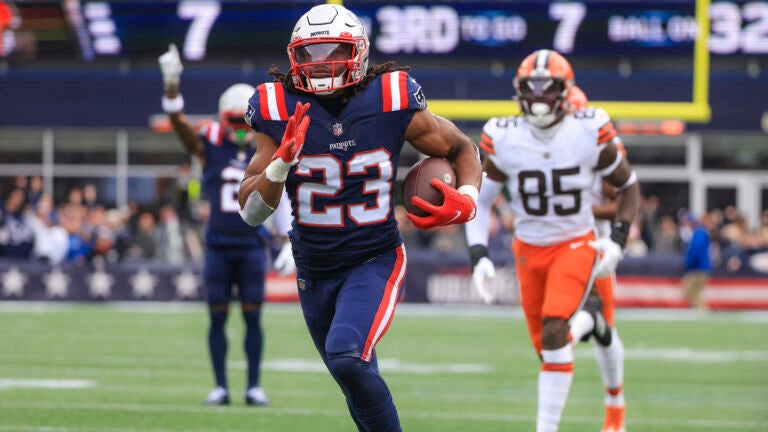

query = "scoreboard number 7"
[178, 0, 221, 61]
[549, 2, 587, 53]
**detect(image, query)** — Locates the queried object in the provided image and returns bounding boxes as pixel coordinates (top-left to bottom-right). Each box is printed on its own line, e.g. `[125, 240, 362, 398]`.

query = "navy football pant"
[298, 244, 407, 432]
[204, 245, 267, 390]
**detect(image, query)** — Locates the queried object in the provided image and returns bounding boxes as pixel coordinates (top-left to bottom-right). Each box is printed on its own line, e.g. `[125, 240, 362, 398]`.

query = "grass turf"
[0, 303, 766, 432]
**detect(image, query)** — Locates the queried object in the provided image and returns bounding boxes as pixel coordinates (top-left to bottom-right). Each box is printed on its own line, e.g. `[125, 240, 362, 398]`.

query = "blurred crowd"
[2, 175, 768, 273]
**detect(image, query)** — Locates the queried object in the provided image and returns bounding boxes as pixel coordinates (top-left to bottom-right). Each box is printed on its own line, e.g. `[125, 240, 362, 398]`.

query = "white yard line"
[0, 401, 764, 430]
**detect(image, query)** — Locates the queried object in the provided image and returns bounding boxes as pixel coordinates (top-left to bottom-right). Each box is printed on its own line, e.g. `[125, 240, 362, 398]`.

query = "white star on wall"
[88, 270, 113, 299]
[174, 270, 199, 299]
[131, 268, 156, 299]
[1, 266, 26, 298]
[44, 268, 69, 299]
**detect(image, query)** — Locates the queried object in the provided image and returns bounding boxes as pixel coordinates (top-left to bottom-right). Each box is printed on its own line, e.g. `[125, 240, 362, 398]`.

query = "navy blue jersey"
[246, 72, 427, 276]
[200, 122, 267, 248]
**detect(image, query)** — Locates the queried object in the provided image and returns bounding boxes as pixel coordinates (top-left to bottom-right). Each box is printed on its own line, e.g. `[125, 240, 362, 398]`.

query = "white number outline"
[549, 2, 586, 53]
[743, 1, 768, 54]
[178, 0, 221, 61]
[294, 150, 394, 228]
[220, 166, 244, 213]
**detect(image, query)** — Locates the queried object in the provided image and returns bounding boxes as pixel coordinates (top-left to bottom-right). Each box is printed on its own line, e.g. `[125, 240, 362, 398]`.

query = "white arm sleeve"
[465, 177, 504, 247]
[272, 189, 293, 236]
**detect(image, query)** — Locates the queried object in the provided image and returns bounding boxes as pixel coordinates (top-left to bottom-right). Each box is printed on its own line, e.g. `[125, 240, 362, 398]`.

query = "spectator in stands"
[0, 188, 34, 259]
[59, 203, 93, 265]
[83, 183, 100, 209]
[157, 204, 185, 264]
[67, 187, 83, 207]
[127, 211, 159, 260]
[27, 194, 68, 264]
[653, 215, 682, 254]
[27, 176, 43, 208]
[681, 213, 712, 310]
[639, 195, 660, 250]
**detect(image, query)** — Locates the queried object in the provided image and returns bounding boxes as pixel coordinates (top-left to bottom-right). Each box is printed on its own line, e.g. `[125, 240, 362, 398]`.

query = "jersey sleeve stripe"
[382, 71, 408, 112]
[361, 244, 407, 362]
[479, 132, 496, 154]
[598, 129, 617, 144]
[597, 121, 616, 142]
[273, 83, 290, 119]
[207, 122, 222, 146]
[258, 83, 289, 121]
[257, 85, 271, 120]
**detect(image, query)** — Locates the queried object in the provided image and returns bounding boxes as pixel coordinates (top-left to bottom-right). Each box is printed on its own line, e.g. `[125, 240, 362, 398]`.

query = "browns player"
[465, 50, 639, 432]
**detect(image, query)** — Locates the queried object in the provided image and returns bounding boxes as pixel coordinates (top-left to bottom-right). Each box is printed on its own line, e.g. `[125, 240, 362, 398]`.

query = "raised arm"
[238, 102, 310, 227]
[158, 44, 205, 163]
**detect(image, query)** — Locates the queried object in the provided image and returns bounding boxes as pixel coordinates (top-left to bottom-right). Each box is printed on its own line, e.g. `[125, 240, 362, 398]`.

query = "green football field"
[0, 302, 766, 432]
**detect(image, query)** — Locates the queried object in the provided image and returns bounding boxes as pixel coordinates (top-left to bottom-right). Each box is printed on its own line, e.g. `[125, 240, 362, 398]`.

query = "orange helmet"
[514, 49, 575, 128]
[563, 85, 588, 113]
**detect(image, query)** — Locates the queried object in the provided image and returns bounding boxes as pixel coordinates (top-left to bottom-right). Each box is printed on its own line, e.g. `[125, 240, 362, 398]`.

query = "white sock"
[538, 345, 575, 432]
[569, 310, 594, 344]
[593, 328, 625, 406]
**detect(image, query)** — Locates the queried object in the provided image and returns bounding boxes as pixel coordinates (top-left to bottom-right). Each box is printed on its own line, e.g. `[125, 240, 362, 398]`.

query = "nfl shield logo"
[332, 122, 343, 136]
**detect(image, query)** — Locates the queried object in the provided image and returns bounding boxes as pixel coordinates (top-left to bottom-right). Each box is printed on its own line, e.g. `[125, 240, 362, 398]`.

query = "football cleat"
[245, 387, 271, 407]
[205, 386, 230, 406]
[601, 404, 626, 432]
[582, 296, 613, 346]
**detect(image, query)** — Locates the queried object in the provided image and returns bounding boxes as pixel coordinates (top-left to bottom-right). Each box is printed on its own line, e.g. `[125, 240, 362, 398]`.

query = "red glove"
[273, 101, 310, 165]
[407, 179, 477, 230]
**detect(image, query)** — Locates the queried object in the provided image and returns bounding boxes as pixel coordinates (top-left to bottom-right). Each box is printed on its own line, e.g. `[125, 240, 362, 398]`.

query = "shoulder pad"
[200, 121, 223, 146]
[574, 107, 617, 145]
[381, 71, 426, 112]
[480, 116, 519, 155]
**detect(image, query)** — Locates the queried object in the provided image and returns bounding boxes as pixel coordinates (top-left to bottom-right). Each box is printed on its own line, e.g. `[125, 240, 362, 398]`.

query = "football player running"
[562, 85, 629, 432]
[159, 44, 295, 407]
[465, 50, 639, 432]
[238, 4, 481, 431]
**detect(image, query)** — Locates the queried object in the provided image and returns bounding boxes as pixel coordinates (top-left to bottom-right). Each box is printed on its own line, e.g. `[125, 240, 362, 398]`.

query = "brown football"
[401, 157, 456, 217]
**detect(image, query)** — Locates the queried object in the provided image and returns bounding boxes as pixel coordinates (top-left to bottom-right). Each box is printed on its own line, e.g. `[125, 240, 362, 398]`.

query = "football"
[401, 157, 456, 217]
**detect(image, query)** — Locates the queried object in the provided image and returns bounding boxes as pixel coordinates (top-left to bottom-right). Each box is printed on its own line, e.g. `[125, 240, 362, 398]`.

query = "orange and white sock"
[537, 345, 574, 432]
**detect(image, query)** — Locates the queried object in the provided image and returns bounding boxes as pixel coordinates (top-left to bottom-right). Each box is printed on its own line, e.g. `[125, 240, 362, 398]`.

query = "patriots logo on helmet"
[332, 122, 343, 136]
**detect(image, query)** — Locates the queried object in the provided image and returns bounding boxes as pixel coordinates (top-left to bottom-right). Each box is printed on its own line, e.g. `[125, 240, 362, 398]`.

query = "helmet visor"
[293, 42, 354, 65]
[518, 78, 564, 100]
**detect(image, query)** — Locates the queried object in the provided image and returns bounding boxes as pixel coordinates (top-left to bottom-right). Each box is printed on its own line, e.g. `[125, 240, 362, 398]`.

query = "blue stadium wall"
[0, 66, 765, 132]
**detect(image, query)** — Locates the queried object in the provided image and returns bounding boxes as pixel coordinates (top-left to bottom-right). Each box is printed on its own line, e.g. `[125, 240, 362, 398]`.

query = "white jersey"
[482, 108, 617, 246]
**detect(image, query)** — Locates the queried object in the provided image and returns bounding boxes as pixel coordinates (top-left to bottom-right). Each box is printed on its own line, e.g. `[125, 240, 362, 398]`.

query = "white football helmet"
[288, 4, 369, 95]
[218, 83, 255, 145]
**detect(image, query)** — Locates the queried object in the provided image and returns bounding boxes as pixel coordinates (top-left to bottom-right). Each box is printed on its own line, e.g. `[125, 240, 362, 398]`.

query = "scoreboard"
[3, 0, 767, 63]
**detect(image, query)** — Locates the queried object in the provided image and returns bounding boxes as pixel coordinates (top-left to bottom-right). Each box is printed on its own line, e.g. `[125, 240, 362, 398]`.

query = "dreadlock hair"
[268, 61, 411, 103]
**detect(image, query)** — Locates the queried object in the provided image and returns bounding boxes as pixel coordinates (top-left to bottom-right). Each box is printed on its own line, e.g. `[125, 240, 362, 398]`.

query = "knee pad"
[325, 325, 363, 358]
[327, 354, 369, 387]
